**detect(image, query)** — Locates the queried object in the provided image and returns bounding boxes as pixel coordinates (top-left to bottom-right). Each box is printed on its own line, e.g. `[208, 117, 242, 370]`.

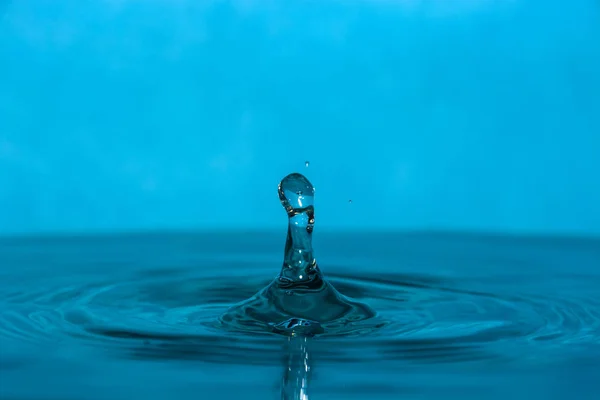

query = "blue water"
[1, 231, 599, 399]
[2, 1, 599, 397]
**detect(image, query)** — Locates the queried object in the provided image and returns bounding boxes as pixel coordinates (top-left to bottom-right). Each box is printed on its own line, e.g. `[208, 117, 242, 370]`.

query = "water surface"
[0, 231, 599, 399]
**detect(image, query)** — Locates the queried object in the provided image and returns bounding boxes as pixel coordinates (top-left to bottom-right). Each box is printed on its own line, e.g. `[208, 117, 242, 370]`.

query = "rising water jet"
[220, 173, 376, 336]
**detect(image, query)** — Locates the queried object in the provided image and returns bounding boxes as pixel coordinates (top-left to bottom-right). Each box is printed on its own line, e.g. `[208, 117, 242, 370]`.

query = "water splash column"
[277, 173, 321, 286]
[219, 171, 375, 335]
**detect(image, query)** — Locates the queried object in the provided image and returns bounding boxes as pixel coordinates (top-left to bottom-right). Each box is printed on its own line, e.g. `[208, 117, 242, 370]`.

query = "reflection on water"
[282, 337, 311, 400]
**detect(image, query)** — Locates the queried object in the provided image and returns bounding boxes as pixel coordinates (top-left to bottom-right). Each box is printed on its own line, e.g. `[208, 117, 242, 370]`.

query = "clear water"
[1, 231, 599, 399]
[221, 173, 377, 341]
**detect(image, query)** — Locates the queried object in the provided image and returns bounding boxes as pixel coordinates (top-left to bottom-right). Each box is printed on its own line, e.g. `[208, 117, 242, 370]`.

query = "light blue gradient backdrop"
[0, 0, 599, 236]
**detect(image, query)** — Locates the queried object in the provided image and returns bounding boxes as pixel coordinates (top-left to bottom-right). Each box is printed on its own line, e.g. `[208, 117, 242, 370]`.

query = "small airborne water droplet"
[349, 199, 353, 204]
[305, 161, 310, 167]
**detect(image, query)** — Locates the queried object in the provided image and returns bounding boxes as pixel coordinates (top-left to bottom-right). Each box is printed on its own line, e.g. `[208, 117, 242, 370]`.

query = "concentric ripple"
[1, 262, 599, 366]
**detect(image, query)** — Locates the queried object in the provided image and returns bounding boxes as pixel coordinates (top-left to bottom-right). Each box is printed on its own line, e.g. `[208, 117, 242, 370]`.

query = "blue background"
[0, 0, 598, 236]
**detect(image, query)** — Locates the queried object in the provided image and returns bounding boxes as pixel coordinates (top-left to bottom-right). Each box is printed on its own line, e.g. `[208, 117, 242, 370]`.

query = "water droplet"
[305, 161, 310, 167]
[278, 173, 315, 214]
[349, 199, 353, 204]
